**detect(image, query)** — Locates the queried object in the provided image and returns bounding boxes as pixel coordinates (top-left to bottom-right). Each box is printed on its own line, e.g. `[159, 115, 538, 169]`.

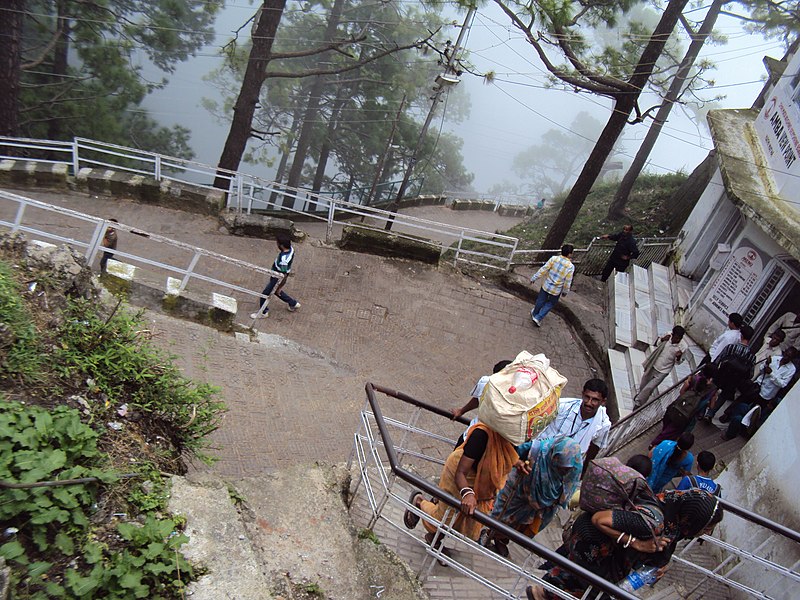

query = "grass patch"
[0, 247, 226, 599]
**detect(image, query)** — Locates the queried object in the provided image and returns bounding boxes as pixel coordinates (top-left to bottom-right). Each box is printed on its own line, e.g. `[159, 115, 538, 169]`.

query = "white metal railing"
[351, 384, 800, 600]
[0, 190, 282, 312]
[0, 135, 675, 274]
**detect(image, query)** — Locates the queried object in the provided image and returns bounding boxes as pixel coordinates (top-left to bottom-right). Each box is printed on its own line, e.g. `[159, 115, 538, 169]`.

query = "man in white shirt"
[757, 348, 797, 408]
[769, 312, 800, 351]
[518, 378, 612, 468]
[705, 312, 744, 364]
[754, 330, 785, 374]
[633, 326, 688, 408]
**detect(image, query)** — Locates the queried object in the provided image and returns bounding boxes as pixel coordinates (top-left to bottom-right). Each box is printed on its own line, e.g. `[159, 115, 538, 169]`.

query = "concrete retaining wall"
[0, 159, 224, 216]
[338, 225, 441, 264]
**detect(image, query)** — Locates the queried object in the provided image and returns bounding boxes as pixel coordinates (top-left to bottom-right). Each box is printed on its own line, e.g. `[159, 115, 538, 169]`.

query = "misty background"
[135, 1, 786, 198]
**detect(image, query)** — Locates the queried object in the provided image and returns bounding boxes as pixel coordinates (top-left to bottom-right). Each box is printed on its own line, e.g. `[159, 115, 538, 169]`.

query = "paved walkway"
[3, 186, 604, 480]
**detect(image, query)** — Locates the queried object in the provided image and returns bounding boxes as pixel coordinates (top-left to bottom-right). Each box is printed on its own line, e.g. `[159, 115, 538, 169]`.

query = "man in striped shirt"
[530, 244, 574, 327]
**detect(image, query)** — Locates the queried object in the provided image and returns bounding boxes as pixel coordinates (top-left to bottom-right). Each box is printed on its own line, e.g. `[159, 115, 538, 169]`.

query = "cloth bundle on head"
[660, 488, 723, 539]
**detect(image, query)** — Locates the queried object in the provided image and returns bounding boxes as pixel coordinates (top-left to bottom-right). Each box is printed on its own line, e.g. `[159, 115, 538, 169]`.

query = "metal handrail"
[362, 382, 800, 599]
[365, 382, 640, 600]
[0, 135, 678, 274]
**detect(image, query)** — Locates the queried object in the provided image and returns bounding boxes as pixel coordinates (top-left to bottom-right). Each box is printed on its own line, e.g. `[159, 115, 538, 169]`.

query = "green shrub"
[0, 260, 43, 382]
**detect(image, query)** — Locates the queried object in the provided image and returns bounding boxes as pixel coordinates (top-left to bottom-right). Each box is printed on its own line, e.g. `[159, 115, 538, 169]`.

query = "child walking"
[250, 234, 300, 319]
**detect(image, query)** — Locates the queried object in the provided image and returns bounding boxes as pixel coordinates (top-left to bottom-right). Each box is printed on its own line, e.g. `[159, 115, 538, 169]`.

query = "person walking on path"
[250, 234, 300, 319]
[99, 218, 118, 273]
[676, 450, 721, 496]
[754, 329, 785, 373]
[529, 244, 574, 327]
[479, 437, 583, 557]
[598, 224, 639, 282]
[702, 325, 756, 422]
[633, 326, 688, 408]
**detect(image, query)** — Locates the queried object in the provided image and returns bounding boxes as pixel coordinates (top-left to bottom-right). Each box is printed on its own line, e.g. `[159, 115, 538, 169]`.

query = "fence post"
[180, 252, 202, 292]
[236, 177, 244, 214]
[154, 154, 162, 181]
[12, 202, 26, 233]
[86, 221, 108, 263]
[326, 200, 335, 244]
[506, 237, 518, 272]
[71, 139, 80, 177]
[454, 232, 464, 267]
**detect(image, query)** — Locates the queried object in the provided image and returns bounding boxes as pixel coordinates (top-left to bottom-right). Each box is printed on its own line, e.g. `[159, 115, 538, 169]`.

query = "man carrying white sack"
[515, 378, 612, 471]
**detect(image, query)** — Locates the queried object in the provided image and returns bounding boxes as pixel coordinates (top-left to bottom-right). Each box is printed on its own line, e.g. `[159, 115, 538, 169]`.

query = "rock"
[218, 212, 305, 241]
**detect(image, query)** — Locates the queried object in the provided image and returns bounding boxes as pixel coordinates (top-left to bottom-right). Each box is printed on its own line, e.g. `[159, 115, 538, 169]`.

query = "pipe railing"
[355, 383, 800, 599]
[1, 135, 677, 275]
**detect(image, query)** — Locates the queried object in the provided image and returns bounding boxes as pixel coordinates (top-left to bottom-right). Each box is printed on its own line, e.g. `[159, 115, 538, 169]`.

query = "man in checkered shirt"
[530, 244, 574, 327]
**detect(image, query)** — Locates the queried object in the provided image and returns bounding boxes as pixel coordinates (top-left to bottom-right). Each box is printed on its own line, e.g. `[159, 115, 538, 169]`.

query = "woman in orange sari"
[404, 422, 518, 544]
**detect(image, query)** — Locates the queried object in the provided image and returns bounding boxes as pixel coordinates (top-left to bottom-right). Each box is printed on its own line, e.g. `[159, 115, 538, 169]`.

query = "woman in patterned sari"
[526, 489, 723, 599]
[480, 437, 583, 557]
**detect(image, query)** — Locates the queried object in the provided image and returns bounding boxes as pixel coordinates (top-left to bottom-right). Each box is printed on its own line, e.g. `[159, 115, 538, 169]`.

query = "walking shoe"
[288, 302, 300, 312]
[531, 315, 541, 327]
[249, 311, 268, 320]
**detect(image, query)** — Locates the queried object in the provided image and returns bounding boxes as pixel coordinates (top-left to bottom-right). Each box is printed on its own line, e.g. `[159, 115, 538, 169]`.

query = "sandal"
[493, 538, 510, 558]
[403, 491, 422, 529]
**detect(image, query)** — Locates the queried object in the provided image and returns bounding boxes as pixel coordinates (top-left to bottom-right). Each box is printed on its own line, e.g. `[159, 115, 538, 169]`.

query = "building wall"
[715, 383, 800, 599]
[680, 205, 793, 350]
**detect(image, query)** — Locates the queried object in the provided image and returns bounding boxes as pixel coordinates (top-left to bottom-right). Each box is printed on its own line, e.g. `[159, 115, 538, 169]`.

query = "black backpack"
[665, 389, 705, 428]
[715, 354, 751, 386]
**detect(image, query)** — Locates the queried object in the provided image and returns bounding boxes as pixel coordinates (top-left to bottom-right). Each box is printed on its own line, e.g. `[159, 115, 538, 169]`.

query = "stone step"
[611, 271, 634, 349]
[632, 264, 653, 349]
[609, 348, 634, 417]
[649, 263, 674, 338]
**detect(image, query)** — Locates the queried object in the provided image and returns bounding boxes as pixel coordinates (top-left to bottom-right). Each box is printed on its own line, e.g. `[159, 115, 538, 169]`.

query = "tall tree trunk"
[269, 102, 304, 205]
[282, 0, 347, 204]
[311, 88, 346, 193]
[540, 0, 690, 250]
[214, 0, 287, 190]
[0, 0, 25, 136]
[48, 2, 71, 140]
[607, 0, 723, 220]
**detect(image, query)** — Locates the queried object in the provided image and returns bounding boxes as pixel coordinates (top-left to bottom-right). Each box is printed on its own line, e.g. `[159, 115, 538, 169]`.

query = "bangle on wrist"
[460, 487, 472, 496]
[617, 532, 626, 544]
[460, 488, 475, 499]
[624, 535, 635, 548]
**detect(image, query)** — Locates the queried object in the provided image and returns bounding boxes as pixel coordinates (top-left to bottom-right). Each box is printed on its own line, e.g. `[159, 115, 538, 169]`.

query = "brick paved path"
[3, 187, 602, 478]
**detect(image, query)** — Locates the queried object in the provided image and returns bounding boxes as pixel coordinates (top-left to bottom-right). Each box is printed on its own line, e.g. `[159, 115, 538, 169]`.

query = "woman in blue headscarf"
[648, 432, 695, 493]
[480, 437, 583, 557]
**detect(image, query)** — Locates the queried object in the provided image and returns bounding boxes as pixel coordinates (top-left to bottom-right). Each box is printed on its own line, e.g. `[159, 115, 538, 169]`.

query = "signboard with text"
[754, 51, 800, 205]
[704, 244, 764, 321]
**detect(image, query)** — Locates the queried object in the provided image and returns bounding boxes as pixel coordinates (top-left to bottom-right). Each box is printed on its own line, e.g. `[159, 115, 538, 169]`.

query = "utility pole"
[384, 6, 476, 231]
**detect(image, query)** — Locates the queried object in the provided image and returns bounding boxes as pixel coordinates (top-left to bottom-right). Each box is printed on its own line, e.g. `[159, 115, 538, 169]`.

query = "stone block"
[85, 169, 115, 195]
[218, 212, 303, 241]
[33, 163, 69, 189]
[166, 276, 182, 296]
[211, 292, 237, 314]
[338, 225, 441, 264]
[106, 259, 136, 281]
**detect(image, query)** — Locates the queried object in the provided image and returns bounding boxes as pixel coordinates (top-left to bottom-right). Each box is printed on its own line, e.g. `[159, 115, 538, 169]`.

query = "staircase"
[607, 263, 705, 418]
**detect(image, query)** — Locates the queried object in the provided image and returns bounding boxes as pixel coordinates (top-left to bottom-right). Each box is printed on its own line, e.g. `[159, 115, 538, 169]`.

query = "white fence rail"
[0, 135, 675, 274]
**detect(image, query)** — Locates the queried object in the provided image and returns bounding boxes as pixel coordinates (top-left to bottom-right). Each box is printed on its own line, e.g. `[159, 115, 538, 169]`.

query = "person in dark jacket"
[599, 224, 639, 282]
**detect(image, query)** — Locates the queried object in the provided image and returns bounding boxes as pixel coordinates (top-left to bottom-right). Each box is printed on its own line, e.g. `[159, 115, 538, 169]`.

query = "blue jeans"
[531, 289, 560, 322]
[259, 276, 297, 310]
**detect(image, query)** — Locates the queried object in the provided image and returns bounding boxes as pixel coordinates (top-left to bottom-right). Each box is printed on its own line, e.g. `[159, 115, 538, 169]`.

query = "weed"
[357, 528, 380, 545]
[227, 484, 246, 506]
[0, 261, 43, 383]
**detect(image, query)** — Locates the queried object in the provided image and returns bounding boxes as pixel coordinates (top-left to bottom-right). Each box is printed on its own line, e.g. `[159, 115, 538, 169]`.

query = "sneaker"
[249, 311, 268, 320]
[288, 302, 300, 312]
[532, 316, 541, 327]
